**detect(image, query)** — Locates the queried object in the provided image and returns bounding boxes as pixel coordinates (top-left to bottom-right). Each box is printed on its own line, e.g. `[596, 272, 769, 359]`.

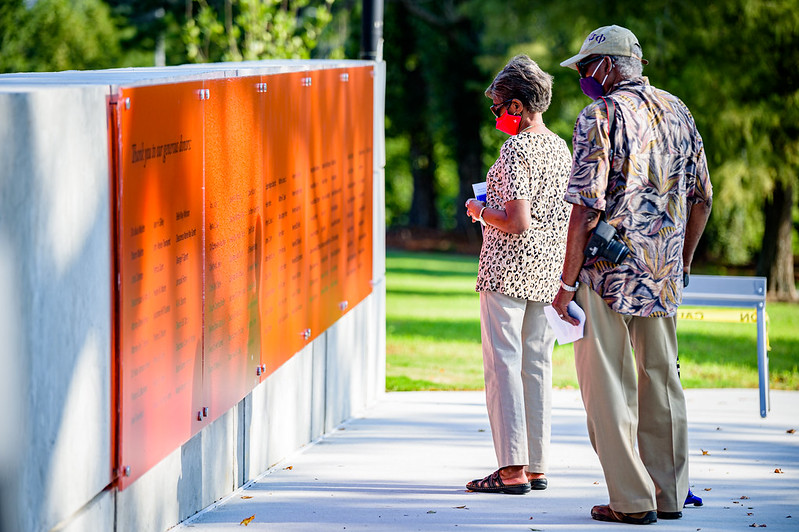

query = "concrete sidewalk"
[175, 389, 799, 531]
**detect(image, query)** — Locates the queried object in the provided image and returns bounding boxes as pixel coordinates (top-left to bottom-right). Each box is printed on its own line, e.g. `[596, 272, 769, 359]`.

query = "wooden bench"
[680, 274, 769, 417]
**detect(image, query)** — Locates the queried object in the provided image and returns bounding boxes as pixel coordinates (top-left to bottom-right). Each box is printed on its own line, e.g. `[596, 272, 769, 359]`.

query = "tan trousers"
[480, 291, 555, 473]
[574, 284, 689, 514]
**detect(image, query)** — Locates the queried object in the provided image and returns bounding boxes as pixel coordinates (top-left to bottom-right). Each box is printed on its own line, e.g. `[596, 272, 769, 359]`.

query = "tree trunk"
[448, 18, 485, 244]
[408, 137, 438, 228]
[756, 181, 798, 301]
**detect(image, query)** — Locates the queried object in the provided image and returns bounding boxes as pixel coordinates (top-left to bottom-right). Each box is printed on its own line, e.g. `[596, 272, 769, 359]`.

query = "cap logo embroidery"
[588, 33, 606, 44]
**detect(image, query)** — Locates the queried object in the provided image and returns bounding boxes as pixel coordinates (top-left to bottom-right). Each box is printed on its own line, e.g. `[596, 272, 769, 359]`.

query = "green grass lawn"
[386, 249, 799, 391]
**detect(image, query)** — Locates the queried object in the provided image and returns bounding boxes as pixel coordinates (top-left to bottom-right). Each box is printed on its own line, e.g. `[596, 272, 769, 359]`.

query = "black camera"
[584, 220, 630, 264]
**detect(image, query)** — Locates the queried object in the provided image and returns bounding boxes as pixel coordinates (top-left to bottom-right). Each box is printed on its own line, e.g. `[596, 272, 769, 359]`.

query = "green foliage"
[182, 0, 337, 63]
[386, 249, 799, 391]
[0, 0, 123, 73]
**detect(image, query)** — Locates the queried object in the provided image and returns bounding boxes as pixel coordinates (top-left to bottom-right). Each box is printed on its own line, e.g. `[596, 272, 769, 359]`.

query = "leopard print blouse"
[476, 132, 572, 302]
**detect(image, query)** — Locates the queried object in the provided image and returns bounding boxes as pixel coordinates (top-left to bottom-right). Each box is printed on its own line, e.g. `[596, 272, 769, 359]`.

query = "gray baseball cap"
[560, 25, 649, 70]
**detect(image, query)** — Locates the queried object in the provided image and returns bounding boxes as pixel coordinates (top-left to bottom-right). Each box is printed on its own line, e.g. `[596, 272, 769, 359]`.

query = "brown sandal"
[466, 470, 531, 495]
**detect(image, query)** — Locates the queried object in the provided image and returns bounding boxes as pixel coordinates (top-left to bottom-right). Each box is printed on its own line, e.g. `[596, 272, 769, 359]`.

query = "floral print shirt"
[564, 77, 713, 317]
[476, 132, 572, 302]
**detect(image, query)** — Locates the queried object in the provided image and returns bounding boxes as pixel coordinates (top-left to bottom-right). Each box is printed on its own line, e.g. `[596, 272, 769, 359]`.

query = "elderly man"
[552, 25, 712, 525]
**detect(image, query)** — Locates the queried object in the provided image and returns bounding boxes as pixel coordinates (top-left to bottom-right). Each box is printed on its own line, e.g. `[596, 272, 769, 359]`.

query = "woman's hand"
[465, 198, 485, 223]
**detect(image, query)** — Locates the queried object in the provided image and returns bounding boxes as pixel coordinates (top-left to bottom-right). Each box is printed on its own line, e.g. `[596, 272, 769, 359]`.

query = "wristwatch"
[560, 278, 579, 292]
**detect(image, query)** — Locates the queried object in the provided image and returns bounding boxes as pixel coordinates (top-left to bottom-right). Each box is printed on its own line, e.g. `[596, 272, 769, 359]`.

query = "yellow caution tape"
[678, 307, 770, 350]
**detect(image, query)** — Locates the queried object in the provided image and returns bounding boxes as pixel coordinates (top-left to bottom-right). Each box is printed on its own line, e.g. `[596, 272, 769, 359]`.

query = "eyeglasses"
[576, 55, 604, 78]
[490, 98, 514, 118]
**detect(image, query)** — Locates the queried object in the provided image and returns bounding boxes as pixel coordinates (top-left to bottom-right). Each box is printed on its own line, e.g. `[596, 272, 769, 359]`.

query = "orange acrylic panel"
[203, 76, 264, 417]
[340, 67, 374, 309]
[116, 82, 205, 489]
[260, 72, 311, 376]
[307, 68, 347, 334]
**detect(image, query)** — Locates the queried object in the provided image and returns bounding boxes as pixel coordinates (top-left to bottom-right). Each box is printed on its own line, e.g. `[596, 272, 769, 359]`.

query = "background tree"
[0, 0, 125, 73]
[383, 0, 485, 241]
[181, 0, 336, 63]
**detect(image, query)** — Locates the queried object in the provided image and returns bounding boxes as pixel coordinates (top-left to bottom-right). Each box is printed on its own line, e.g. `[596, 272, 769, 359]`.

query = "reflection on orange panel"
[117, 82, 205, 490]
[260, 72, 311, 376]
[203, 77, 264, 418]
[341, 67, 374, 310]
[308, 68, 346, 335]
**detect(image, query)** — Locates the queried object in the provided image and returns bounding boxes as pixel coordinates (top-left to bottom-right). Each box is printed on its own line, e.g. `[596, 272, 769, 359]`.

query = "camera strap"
[599, 96, 616, 168]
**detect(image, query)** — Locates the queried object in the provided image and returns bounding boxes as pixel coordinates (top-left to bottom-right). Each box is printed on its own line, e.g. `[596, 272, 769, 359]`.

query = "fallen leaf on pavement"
[453, 505, 468, 510]
[701, 449, 710, 455]
[241, 496, 253, 499]
[427, 510, 436, 514]
[787, 429, 795, 434]
[741, 496, 751, 500]
[240, 515, 255, 526]
[283, 466, 293, 470]
[774, 468, 784, 474]
[704, 488, 712, 491]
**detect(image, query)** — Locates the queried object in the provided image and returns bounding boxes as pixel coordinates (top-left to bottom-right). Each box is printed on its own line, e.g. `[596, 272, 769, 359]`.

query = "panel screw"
[197, 411, 203, 421]
[203, 407, 209, 417]
[124, 98, 130, 110]
[124, 466, 131, 477]
[256, 366, 262, 376]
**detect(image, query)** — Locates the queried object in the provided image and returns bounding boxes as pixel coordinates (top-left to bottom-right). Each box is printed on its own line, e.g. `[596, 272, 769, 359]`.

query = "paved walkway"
[175, 389, 799, 531]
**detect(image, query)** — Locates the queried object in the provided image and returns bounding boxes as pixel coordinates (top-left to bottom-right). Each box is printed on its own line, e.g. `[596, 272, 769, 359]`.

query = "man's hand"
[552, 287, 579, 325]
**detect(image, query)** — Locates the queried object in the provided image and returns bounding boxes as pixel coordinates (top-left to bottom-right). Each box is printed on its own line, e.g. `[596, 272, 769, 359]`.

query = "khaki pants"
[574, 284, 689, 514]
[480, 291, 555, 473]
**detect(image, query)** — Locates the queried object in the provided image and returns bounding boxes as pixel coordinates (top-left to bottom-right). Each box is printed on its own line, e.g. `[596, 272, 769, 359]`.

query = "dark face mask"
[579, 58, 610, 100]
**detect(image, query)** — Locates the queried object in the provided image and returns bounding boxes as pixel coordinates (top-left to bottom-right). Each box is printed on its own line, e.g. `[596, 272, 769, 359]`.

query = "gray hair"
[485, 55, 553, 113]
[610, 43, 644, 79]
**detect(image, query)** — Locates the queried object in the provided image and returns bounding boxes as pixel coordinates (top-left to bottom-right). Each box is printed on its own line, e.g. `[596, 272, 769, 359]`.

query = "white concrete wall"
[0, 59, 386, 532]
[0, 85, 115, 532]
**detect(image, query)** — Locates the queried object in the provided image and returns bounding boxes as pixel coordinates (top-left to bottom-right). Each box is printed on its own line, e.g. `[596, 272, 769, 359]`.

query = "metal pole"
[757, 300, 770, 417]
[360, 0, 384, 61]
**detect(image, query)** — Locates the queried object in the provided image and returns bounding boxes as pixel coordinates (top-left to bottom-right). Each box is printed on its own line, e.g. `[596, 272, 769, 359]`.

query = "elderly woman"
[464, 55, 571, 494]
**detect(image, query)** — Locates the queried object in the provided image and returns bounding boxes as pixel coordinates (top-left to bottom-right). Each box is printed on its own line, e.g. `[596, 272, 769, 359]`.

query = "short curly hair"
[485, 55, 553, 113]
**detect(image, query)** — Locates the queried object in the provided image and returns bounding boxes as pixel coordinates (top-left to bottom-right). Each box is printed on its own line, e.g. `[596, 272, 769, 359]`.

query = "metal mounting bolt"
[124, 466, 131, 477]
[197, 411, 203, 421]
[203, 407, 209, 417]
[124, 98, 130, 110]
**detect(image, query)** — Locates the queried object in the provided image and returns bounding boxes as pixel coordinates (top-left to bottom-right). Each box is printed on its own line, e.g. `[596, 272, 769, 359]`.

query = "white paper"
[544, 301, 586, 345]
[471, 181, 486, 202]
[471, 182, 487, 226]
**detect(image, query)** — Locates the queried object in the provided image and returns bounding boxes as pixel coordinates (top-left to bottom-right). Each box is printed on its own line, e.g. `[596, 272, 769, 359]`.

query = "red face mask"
[495, 112, 521, 135]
